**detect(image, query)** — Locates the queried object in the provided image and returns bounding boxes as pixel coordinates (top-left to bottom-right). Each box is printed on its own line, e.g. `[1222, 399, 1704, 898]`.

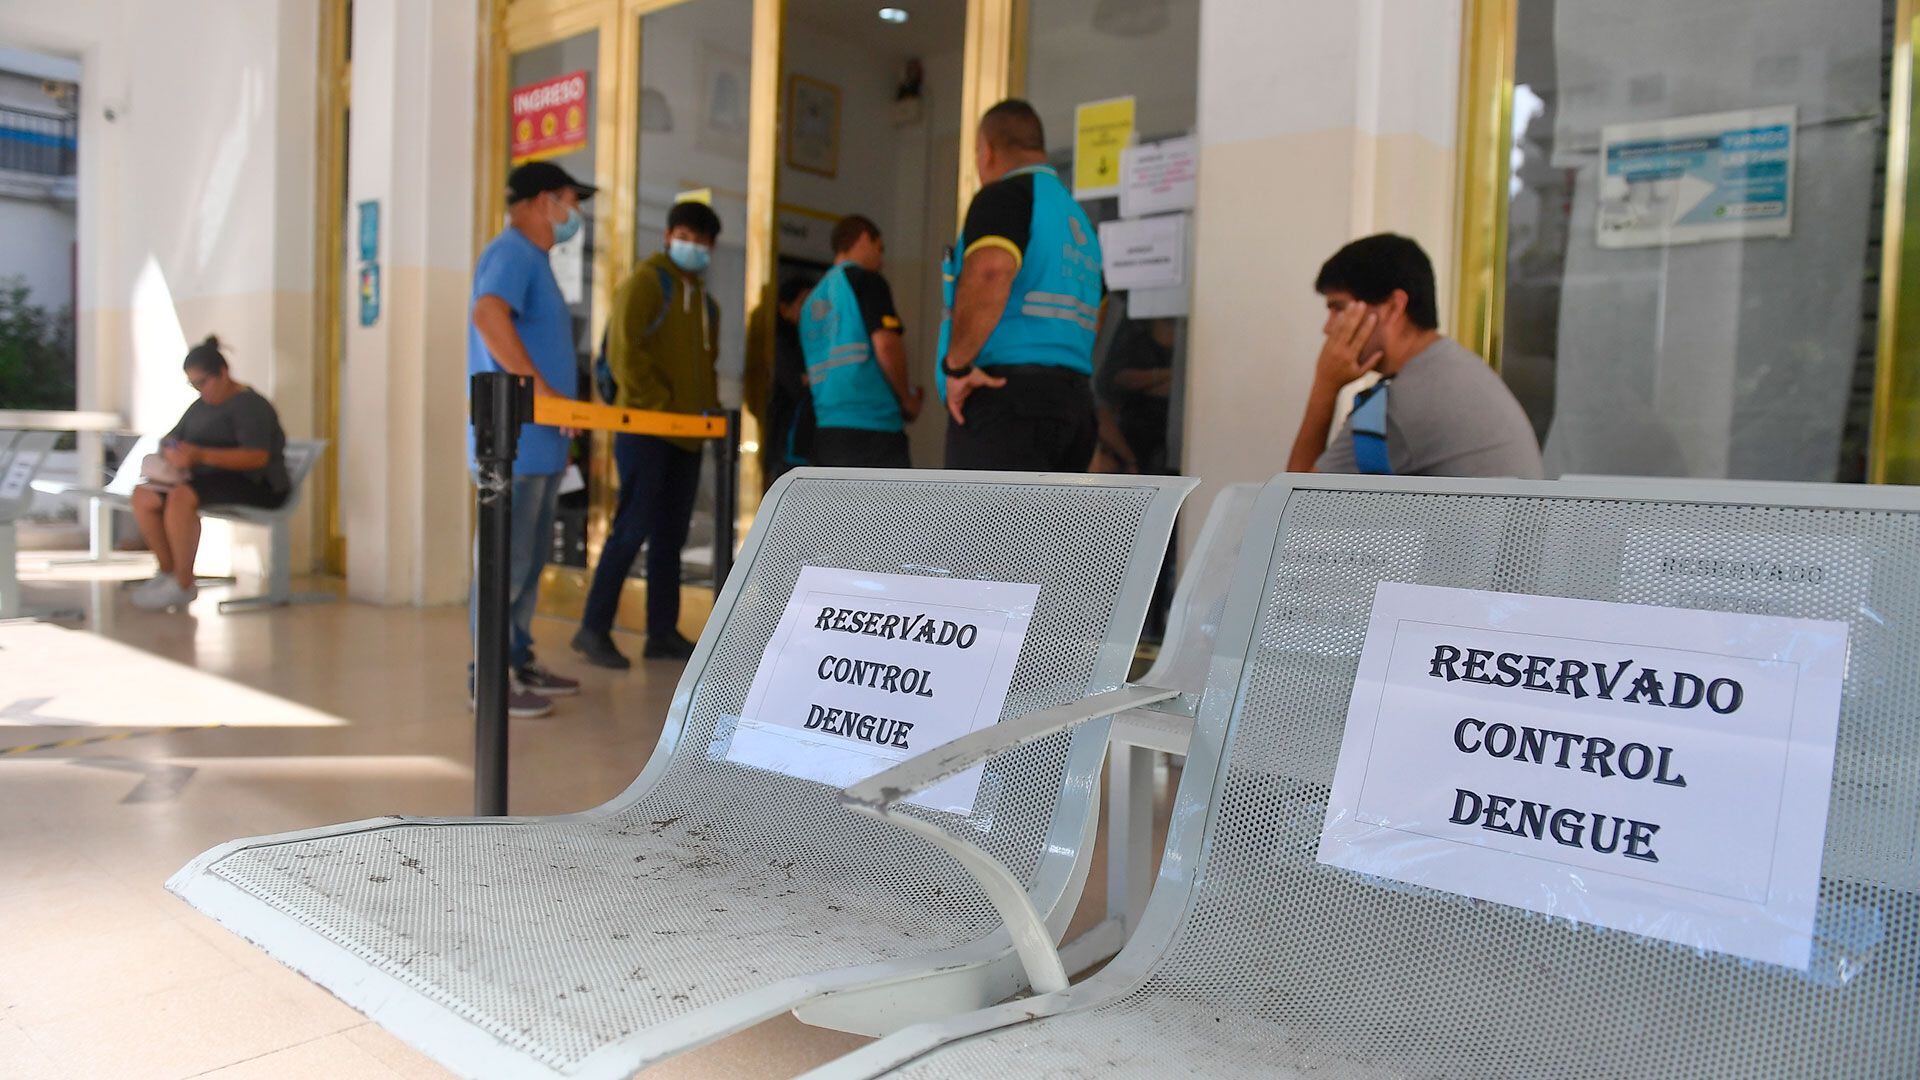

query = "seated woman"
[131, 335, 290, 611]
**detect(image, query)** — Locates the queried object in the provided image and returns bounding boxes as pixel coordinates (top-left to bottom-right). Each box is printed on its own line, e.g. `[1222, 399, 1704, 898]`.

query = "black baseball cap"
[506, 161, 597, 204]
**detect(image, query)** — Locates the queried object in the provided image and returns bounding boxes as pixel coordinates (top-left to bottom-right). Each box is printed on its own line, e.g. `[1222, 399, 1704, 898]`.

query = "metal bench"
[32, 435, 330, 612]
[0, 429, 61, 619]
[821, 473, 1920, 1079]
[203, 438, 331, 612]
[169, 469, 1194, 1079]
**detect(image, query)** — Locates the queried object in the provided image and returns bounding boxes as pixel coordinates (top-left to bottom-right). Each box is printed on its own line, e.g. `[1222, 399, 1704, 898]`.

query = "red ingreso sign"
[510, 71, 589, 164]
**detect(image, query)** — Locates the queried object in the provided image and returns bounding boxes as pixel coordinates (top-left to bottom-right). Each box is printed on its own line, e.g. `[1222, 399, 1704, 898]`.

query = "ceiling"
[788, 0, 966, 59]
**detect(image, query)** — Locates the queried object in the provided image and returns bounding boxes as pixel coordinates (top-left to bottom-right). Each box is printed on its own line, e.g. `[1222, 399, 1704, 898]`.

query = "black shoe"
[570, 628, 632, 670]
[643, 632, 696, 660]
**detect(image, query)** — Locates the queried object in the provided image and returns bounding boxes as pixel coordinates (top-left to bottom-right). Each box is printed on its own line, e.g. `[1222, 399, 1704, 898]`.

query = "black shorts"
[186, 471, 289, 510]
[810, 427, 912, 469]
[944, 365, 1096, 472]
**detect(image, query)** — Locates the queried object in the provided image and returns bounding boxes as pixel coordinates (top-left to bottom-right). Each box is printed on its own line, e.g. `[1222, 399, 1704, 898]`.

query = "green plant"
[0, 275, 76, 410]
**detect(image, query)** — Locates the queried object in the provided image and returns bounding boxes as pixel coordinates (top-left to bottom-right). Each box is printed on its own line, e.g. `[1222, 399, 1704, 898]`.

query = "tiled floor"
[0, 557, 1171, 1079]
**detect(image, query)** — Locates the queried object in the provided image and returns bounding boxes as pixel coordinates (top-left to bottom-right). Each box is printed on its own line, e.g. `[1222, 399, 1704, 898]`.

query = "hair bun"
[201, 334, 222, 349]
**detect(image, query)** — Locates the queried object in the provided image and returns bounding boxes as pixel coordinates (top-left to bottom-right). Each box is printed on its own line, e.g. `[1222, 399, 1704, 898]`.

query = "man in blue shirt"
[799, 214, 922, 467]
[939, 99, 1104, 471]
[467, 160, 592, 717]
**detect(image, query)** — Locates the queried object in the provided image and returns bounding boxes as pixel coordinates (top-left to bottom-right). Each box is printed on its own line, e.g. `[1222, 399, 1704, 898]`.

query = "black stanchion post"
[713, 408, 741, 590]
[471, 371, 531, 816]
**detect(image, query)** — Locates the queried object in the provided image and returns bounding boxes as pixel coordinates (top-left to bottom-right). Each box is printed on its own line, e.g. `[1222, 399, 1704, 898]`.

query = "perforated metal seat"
[169, 469, 1193, 1079]
[818, 474, 1920, 1080]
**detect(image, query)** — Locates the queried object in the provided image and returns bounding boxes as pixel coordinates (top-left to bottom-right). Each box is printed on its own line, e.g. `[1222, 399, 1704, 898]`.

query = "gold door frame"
[314, 0, 350, 575]
[1452, 0, 1920, 484]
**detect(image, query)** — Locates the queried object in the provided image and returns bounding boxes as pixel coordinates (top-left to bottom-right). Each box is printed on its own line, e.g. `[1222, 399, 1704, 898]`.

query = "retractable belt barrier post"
[469, 371, 739, 815]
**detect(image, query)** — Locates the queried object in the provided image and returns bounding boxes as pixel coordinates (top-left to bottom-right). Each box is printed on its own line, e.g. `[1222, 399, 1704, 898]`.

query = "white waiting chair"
[205, 438, 331, 612]
[1059, 481, 1261, 972]
[0, 429, 61, 619]
[169, 468, 1195, 1080]
[818, 473, 1920, 1079]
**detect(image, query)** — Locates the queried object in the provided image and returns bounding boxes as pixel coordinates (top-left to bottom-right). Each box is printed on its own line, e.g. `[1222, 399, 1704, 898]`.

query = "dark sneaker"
[643, 632, 696, 661]
[570, 628, 632, 670]
[469, 683, 556, 718]
[516, 660, 580, 697]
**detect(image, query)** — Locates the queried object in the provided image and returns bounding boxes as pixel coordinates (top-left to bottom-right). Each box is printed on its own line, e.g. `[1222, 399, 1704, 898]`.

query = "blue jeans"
[580, 433, 702, 639]
[471, 469, 562, 672]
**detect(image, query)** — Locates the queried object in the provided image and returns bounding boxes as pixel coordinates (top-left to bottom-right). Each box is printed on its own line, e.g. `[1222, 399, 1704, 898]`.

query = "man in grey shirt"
[1287, 234, 1542, 479]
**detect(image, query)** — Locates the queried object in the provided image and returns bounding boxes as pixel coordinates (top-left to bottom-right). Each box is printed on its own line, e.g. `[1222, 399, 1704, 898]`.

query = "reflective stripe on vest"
[800, 263, 904, 433]
[1350, 380, 1392, 475]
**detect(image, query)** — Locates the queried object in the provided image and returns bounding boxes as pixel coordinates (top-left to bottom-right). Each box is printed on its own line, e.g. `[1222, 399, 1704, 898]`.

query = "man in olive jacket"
[572, 201, 722, 668]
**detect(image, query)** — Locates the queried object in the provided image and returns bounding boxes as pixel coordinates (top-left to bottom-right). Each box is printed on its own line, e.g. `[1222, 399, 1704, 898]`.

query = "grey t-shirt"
[1315, 337, 1544, 479]
[167, 387, 290, 492]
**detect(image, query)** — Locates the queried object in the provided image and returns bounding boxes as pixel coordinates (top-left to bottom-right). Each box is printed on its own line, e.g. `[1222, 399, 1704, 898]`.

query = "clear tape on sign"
[712, 712, 1001, 832]
[1318, 824, 1886, 988]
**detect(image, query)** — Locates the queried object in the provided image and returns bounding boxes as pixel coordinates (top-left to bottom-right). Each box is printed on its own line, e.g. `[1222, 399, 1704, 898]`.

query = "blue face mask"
[551, 204, 583, 245]
[668, 238, 712, 273]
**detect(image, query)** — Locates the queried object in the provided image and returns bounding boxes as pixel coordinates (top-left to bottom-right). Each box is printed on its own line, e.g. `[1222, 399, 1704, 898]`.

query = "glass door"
[503, 22, 607, 570]
[627, 0, 757, 589]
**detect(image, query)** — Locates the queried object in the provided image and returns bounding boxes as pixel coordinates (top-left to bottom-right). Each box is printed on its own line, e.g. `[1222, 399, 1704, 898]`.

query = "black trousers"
[810, 427, 912, 469]
[580, 433, 702, 639]
[944, 366, 1097, 472]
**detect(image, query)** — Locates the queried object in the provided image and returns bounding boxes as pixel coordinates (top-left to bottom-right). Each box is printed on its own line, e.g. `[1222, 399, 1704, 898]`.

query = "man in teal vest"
[799, 214, 922, 467]
[939, 99, 1104, 471]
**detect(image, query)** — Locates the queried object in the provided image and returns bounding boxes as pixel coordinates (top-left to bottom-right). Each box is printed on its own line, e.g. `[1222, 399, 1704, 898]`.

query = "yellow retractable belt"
[530, 397, 728, 439]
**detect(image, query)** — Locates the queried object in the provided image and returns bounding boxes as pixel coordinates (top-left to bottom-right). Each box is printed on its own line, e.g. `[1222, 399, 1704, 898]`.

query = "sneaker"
[516, 660, 580, 697]
[468, 682, 556, 718]
[130, 572, 172, 598]
[643, 632, 696, 661]
[570, 629, 632, 670]
[131, 578, 198, 611]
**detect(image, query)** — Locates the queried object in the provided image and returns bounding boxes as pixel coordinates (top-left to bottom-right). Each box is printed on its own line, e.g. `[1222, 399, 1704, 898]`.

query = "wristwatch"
[943, 360, 975, 379]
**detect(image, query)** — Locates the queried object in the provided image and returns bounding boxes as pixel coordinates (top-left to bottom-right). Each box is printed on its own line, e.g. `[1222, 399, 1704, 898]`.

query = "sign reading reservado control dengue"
[726, 567, 1040, 815]
[1318, 582, 1847, 970]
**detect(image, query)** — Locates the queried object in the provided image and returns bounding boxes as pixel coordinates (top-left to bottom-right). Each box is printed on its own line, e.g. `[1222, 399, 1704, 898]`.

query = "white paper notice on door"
[1318, 582, 1847, 971]
[725, 567, 1041, 815]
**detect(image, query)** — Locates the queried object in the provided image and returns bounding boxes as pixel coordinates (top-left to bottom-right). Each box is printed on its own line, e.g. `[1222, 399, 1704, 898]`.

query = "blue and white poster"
[1597, 106, 1796, 249]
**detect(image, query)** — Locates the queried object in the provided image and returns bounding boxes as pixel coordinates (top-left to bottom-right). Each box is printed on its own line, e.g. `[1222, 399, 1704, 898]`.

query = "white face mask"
[550, 199, 583, 244]
[668, 238, 712, 273]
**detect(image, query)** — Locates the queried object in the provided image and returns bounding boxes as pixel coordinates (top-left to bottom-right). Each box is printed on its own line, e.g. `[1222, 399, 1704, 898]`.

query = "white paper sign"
[1119, 136, 1197, 219]
[1099, 214, 1186, 292]
[726, 567, 1040, 815]
[1319, 582, 1846, 970]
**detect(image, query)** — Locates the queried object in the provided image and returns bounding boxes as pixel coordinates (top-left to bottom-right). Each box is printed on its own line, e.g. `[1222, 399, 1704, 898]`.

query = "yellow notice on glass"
[1074, 97, 1135, 199]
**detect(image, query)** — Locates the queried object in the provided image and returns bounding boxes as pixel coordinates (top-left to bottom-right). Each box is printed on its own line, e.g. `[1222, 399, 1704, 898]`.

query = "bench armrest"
[840, 684, 1179, 994]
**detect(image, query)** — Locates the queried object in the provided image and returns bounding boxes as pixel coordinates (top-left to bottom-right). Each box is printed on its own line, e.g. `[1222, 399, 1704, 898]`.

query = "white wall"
[1184, 0, 1462, 516]
[0, 0, 320, 576]
[0, 199, 75, 311]
[342, 0, 476, 606]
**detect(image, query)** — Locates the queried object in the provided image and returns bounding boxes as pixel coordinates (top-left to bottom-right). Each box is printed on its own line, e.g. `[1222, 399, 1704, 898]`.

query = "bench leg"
[1057, 741, 1160, 976]
[47, 496, 147, 566]
[0, 522, 17, 617]
[0, 523, 82, 623]
[216, 519, 334, 614]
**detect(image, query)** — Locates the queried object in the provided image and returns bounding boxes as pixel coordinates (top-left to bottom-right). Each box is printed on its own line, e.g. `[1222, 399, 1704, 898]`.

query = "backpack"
[594, 264, 721, 405]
